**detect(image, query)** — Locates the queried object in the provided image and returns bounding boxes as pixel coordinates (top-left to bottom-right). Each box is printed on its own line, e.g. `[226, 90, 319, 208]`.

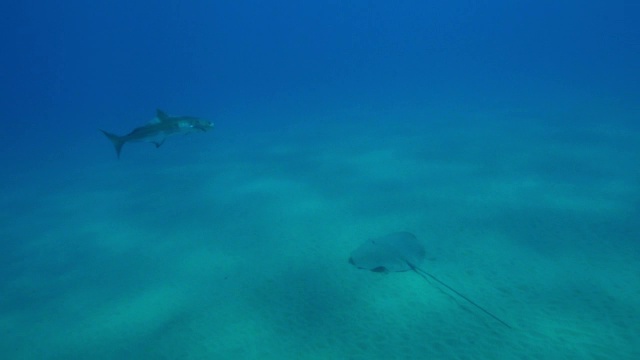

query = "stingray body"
[349, 232, 425, 273]
[349, 232, 511, 329]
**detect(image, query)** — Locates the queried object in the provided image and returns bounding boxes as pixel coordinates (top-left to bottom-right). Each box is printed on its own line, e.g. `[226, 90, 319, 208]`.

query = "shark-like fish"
[101, 109, 214, 158]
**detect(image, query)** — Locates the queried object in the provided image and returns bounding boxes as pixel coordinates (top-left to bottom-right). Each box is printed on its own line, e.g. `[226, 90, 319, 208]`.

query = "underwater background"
[1, 1, 638, 359]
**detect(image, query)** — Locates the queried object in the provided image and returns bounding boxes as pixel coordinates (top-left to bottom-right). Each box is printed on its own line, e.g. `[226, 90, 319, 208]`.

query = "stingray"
[349, 231, 511, 329]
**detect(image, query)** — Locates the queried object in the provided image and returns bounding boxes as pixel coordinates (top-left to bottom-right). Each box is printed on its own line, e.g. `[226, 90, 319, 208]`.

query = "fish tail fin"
[100, 130, 125, 159]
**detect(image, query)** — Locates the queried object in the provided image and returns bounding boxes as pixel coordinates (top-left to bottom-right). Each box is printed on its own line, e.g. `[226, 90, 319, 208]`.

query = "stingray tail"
[100, 130, 125, 159]
[410, 264, 512, 329]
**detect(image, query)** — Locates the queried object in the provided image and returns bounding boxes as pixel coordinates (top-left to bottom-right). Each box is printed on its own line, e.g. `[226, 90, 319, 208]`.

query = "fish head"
[193, 119, 214, 132]
[179, 118, 214, 132]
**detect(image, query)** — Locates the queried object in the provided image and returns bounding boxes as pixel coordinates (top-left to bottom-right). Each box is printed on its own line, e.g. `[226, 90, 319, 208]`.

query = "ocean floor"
[1, 106, 638, 359]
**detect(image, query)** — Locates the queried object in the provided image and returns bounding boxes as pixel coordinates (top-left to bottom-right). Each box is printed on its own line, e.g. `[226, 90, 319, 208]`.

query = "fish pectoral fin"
[152, 139, 166, 148]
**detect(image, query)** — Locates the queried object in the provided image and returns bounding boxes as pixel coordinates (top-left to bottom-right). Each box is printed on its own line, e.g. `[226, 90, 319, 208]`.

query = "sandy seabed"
[1, 107, 638, 359]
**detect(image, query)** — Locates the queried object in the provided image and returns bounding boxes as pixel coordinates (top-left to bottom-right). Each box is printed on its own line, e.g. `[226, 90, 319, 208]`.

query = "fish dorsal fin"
[156, 109, 170, 122]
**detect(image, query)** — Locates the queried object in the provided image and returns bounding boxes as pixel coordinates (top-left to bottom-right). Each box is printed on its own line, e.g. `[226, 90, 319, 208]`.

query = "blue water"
[1, 1, 638, 359]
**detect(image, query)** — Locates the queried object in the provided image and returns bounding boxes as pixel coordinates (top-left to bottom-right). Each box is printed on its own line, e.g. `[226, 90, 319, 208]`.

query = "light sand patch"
[1, 107, 639, 359]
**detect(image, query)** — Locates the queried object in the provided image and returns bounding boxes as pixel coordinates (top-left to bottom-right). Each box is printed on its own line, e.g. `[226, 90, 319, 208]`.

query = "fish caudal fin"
[100, 130, 125, 159]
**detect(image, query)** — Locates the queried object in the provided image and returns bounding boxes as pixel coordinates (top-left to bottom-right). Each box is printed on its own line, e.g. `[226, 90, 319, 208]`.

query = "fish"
[101, 109, 214, 158]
